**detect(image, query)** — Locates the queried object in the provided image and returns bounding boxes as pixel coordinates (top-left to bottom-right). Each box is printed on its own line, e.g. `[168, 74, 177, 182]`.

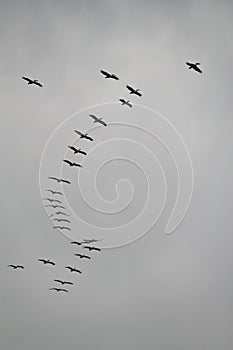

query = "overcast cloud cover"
[0, 1, 233, 349]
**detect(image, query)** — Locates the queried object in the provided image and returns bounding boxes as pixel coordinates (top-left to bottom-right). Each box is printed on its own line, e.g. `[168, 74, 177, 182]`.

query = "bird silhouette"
[63, 160, 83, 167]
[74, 130, 94, 141]
[119, 99, 132, 108]
[82, 238, 103, 244]
[42, 198, 62, 203]
[49, 288, 69, 293]
[7, 264, 24, 269]
[100, 70, 119, 80]
[89, 114, 107, 126]
[48, 177, 71, 184]
[54, 279, 74, 285]
[46, 189, 63, 195]
[38, 259, 55, 266]
[70, 241, 83, 246]
[65, 266, 82, 273]
[126, 85, 142, 97]
[54, 211, 70, 216]
[83, 246, 101, 251]
[74, 253, 91, 259]
[186, 62, 202, 74]
[52, 218, 70, 223]
[68, 146, 87, 155]
[22, 76, 43, 87]
[53, 226, 71, 231]
[45, 205, 66, 209]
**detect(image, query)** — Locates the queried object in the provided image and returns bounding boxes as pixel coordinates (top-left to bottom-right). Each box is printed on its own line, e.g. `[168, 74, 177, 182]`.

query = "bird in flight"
[119, 99, 132, 108]
[45, 204, 66, 209]
[54, 211, 70, 216]
[74, 130, 94, 141]
[83, 246, 101, 251]
[54, 279, 74, 286]
[65, 266, 82, 273]
[89, 114, 107, 127]
[53, 226, 71, 231]
[7, 264, 24, 269]
[126, 85, 142, 97]
[42, 198, 62, 203]
[49, 288, 69, 293]
[74, 253, 91, 259]
[82, 238, 103, 243]
[38, 259, 55, 266]
[48, 177, 71, 184]
[63, 160, 83, 167]
[46, 189, 63, 195]
[100, 70, 119, 80]
[186, 62, 202, 74]
[22, 76, 43, 87]
[52, 218, 70, 223]
[68, 146, 87, 155]
[70, 241, 83, 246]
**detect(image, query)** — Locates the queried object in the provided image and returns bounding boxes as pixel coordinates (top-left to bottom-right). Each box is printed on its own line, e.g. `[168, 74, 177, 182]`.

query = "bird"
[54, 279, 74, 286]
[82, 238, 103, 243]
[74, 253, 91, 259]
[53, 226, 71, 231]
[42, 198, 62, 203]
[46, 189, 63, 195]
[52, 218, 70, 223]
[70, 241, 83, 246]
[22, 76, 43, 87]
[63, 160, 83, 167]
[65, 266, 82, 273]
[45, 205, 66, 209]
[49, 288, 69, 293]
[7, 264, 24, 269]
[119, 99, 132, 108]
[83, 246, 101, 251]
[68, 146, 87, 155]
[38, 259, 55, 266]
[54, 211, 70, 216]
[100, 70, 119, 80]
[48, 177, 71, 184]
[186, 62, 202, 74]
[126, 85, 142, 97]
[74, 130, 94, 141]
[89, 114, 107, 127]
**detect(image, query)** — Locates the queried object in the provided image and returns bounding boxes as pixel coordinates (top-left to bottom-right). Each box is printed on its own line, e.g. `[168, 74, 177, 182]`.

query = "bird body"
[8, 264, 24, 269]
[53, 226, 71, 231]
[83, 246, 101, 251]
[74, 253, 91, 259]
[52, 218, 70, 223]
[74, 131, 94, 141]
[38, 259, 55, 266]
[63, 159, 82, 167]
[46, 189, 63, 195]
[126, 85, 142, 97]
[42, 198, 62, 203]
[48, 177, 71, 184]
[68, 146, 87, 155]
[186, 62, 202, 74]
[89, 114, 107, 127]
[70, 241, 83, 246]
[100, 70, 119, 80]
[49, 288, 69, 292]
[54, 211, 70, 216]
[45, 204, 66, 209]
[65, 266, 82, 273]
[22, 76, 43, 87]
[119, 99, 132, 108]
[54, 279, 73, 285]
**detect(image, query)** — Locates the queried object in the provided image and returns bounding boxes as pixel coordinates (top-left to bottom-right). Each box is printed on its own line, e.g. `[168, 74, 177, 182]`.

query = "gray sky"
[1, 1, 232, 349]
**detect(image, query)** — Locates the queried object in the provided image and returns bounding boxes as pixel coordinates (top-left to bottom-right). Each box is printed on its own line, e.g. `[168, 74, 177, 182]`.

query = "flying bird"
[54, 211, 70, 216]
[82, 238, 103, 244]
[70, 241, 83, 246]
[74, 253, 91, 259]
[53, 226, 71, 231]
[100, 70, 119, 80]
[68, 146, 87, 155]
[63, 160, 83, 167]
[49, 288, 69, 293]
[89, 114, 107, 127]
[126, 85, 142, 97]
[83, 246, 101, 251]
[46, 189, 63, 195]
[186, 62, 202, 74]
[45, 205, 66, 209]
[42, 198, 62, 203]
[7, 264, 24, 269]
[52, 218, 70, 223]
[74, 130, 94, 141]
[119, 99, 132, 108]
[22, 76, 43, 87]
[48, 177, 71, 184]
[54, 279, 74, 286]
[65, 266, 82, 273]
[38, 259, 55, 266]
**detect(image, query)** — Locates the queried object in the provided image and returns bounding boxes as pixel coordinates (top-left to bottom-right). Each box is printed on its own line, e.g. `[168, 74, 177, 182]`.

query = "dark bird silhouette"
[52, 218, 70, 223]
[89, 114, 107, 126]
[54, 279, 74, 286]
[74, 130, 94, 141]
[119, 99, 132, 108]
[49, 288, 69, 293]
[83, 246, 101, 251]
[82, 238, 103, 244]
[45, 205, 66, 209]
[63, 159, 83, 167]
[74, 253, 91, 259]
[70, 241, 83, 246]
[48, 177, 71, 184]
[46, 189, 63, 195]
[100, 70, 119, 80]
[186, 62, 202, 74]
[42, 198, 62, 203]
[7, 264, 24, 269]
[126, 85, 142, 97]
[68, 146, 87, 155]
[65, 266, 82, 273]
[54, 211, 70, 216]
[38, 259, 55, 266]
[22, 76, 43, 87]
[53, 226, 71, 231]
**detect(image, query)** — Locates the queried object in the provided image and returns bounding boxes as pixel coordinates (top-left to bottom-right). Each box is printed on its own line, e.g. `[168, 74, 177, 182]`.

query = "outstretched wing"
[89, 114, 98, 122]
[61, 179, 71, 184]
[126, 85, 134, 93]
[63, 159, 72, 166]
[74, 130, 83, 137]
[22, 76, 32, 83]
[68, 146, 77, 152]
[34, 81, 43, 87]
[194, 66, 202, 73]
[48, 176, 59, 181]
[100, 70, 111, 78]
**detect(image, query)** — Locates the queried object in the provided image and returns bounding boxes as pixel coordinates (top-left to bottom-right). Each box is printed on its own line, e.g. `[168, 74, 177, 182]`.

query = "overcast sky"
[1, 1, 233, 349]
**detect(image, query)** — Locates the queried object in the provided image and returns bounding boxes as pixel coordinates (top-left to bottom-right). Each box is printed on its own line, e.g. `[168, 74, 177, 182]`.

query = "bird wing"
[61, 179, 71, 184]
[22, 76, 32, 83]
[126, 85, 135, 93]
[100, 70, 110, 77]
[54, 279, 62, 283]
[63, 159, 72, 166]
[48, 176, 59, 181]
[89, 114, 98, 122]
[194, 66, 202, 73]
[74, 130, 83, 137]
[34, 81, 43, 87]
[69, 146, 77, 152]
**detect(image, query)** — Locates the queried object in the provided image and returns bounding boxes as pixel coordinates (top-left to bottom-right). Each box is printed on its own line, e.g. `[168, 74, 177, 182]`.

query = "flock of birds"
[8, 62, 202, 293]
